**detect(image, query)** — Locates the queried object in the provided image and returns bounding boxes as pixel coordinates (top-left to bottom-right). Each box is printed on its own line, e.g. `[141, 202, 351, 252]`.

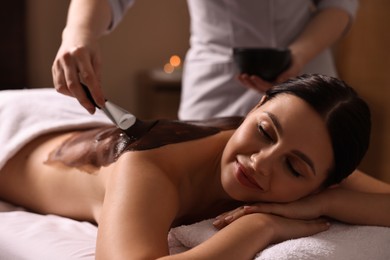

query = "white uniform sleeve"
[315, 0, 359, 19]
[314, 0, 359, 35]
[107, 0, 135, 30]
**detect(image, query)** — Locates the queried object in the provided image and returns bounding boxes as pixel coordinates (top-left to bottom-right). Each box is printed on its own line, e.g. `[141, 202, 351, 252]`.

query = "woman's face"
[220, 94, 333, 203]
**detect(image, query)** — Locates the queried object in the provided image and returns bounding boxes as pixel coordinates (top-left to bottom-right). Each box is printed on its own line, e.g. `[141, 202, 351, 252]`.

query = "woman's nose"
[250, 152, 271, 176]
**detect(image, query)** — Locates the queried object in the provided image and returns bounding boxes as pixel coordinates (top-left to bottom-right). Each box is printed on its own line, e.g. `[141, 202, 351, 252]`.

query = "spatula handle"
[80, 83, 100, 108]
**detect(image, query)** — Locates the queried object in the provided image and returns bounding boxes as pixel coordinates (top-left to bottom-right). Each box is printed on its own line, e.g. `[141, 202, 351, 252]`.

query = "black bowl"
[233, 48, 291, 82]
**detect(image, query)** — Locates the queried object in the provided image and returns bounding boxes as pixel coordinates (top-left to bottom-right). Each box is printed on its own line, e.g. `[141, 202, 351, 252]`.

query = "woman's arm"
[162, 214, 329, 260]
[214, 170, 390, 229]
[319, 188, 390, 226]
[338, 169, 390, 193]
[318, 170, 390, 226]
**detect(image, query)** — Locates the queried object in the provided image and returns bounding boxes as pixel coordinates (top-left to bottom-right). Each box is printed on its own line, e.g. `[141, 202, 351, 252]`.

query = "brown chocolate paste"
[45, 117, 243, 173]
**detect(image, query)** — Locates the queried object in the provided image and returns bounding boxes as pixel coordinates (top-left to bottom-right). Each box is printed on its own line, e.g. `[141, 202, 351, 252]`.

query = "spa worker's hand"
[237, 73, 274, 93]
[237, 49, 305, 93]
[52, 0, 112, 114]
[238, 7, 351, 94]
[52, 37, 105, 114]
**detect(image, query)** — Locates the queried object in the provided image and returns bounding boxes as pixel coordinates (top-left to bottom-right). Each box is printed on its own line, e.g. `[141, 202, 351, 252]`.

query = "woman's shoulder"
[120, 128, 232, 163]
[182, 116, 244, 129]
[125, 117, 242, 151]
[109, 129, 231, 184]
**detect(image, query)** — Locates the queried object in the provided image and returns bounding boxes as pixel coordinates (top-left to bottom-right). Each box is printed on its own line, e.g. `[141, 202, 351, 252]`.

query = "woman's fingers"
[213, 204, 276, 229]
[213, 206, 253, 229]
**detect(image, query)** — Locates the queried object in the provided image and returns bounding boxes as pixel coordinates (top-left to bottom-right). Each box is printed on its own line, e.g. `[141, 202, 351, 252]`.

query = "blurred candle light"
[163, 55, 181, 74]
[169, 55, 181, 67]
[151, 54, 182, 82]
[163, 63, 174, 74]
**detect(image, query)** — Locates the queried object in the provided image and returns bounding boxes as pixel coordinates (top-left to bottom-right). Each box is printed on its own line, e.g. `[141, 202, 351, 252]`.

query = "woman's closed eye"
[258, 120, 304, 178]
[258, 123, 274, 143]
[286, 158, 302, 178]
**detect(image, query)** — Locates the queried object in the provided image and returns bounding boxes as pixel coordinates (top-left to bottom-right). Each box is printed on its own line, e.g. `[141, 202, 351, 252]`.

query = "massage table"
[1, 200, 390, 259]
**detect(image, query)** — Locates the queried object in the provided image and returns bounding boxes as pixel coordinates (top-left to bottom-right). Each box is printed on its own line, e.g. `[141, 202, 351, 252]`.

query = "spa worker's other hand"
[52, 35, 105, 114]
[237, 50, 303, 93]
[247, 6, 353, 93]
[237, 74, 273, 93]
[242, 6, 353, 94]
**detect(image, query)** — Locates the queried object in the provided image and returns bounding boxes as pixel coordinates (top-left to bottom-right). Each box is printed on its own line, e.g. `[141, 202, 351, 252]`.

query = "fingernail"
[213, 219, 221, 226]
[87, 107, 95, 114]
[224, 215, 233, 222]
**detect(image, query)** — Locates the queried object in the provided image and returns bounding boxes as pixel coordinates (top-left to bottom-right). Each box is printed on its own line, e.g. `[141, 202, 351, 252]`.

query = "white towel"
[0, 202, 97, 260]
[1, 197, 390, 259]
[0, 88, 111, 171]
[168, 219, 390, 259]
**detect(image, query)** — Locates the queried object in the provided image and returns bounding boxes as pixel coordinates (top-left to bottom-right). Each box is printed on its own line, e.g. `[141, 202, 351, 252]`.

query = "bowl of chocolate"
[233, 47, 292, 82]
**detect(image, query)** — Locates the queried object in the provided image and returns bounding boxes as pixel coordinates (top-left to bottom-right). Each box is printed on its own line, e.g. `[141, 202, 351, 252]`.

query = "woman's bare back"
[0, 117, 242, 225]
[0, 131, 107, 222]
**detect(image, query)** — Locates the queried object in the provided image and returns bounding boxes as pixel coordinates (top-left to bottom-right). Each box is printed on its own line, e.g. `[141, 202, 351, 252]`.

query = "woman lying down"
[0, 74, 389, 259]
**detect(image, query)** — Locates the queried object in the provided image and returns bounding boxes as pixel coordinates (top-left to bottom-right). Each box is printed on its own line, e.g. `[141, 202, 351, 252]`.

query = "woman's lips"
[234, 161, 263, 190]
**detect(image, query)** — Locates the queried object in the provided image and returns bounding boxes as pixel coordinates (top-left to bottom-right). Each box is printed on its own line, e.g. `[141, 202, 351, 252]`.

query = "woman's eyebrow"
[263, 111, 316, 175]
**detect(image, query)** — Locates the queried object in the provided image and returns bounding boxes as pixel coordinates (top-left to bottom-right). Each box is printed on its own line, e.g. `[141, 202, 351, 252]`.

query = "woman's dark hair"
[263, 74, 371, 187]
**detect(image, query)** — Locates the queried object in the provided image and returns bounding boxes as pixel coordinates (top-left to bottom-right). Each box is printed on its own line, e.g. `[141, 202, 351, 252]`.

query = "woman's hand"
[213, 193, 325, 229]
[253, 213, 330, 244]
[52, 37, 105, 114]
[176, 213, 330, 260]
